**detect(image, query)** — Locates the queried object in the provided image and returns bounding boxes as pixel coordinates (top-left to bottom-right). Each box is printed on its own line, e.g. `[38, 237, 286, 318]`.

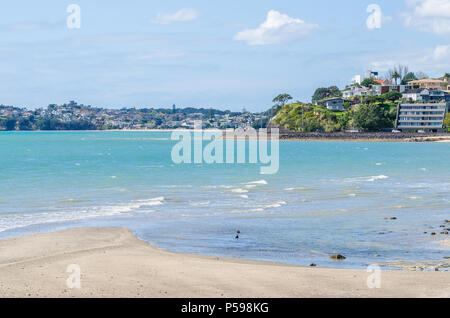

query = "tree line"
[0, 117, 97, 131]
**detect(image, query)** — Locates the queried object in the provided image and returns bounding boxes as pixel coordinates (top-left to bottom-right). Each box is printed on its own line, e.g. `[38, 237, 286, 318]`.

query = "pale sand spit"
[0, 227, 449, 298]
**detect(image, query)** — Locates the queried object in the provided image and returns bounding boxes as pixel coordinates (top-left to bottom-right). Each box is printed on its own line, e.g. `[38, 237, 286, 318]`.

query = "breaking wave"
[0, 197, 164, 233]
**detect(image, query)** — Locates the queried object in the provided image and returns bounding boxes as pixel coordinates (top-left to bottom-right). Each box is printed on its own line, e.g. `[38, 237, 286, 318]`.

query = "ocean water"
[0, 131, 449, 269]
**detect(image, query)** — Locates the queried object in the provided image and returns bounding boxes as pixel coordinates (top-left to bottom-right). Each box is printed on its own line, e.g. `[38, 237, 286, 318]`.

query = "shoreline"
[0, 227, 449, 298]
[2, 129, 449, 142]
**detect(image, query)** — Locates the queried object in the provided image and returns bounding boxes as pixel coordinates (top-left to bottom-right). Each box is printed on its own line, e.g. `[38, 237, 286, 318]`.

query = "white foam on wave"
[285, 187, 315, 191]
[229, 188, 249, 193]
[265, 201, 286, 209]
[367, 175, 388, 182]
[135, 197, 165, 206]
[346, 175, 389, 182]
[189, 201, 210, 206]
[246, 180, 268, 185]
[0, 197, 164, 233]
[237, 194, 249, 199]
[202, 185, 233, 190]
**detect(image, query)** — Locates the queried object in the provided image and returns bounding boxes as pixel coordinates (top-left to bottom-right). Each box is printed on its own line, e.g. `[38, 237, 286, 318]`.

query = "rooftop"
[409, 78, 445, 84]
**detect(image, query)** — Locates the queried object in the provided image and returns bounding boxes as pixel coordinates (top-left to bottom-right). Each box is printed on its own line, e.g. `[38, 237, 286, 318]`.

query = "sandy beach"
[0, 227, 448, 298]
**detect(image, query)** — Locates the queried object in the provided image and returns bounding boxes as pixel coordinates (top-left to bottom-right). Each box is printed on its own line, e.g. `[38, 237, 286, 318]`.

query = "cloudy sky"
[0, 0, 449, 111]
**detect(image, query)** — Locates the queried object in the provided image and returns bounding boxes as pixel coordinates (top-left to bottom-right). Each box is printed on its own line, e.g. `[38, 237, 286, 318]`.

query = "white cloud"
[151, 8, 199, 25]
[403, 0, 450, 34]
[234, 10, 318, 45]
[432, 44, 450, 59]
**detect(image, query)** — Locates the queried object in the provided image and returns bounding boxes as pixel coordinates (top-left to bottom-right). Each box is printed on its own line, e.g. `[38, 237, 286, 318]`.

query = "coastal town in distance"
[2, 68, 450, 135]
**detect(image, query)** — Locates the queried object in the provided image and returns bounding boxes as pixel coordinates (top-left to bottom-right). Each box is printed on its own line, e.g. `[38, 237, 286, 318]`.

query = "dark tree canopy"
[19, 118, 33, 130]
[361, 78, 378, 87]
[383, 91, 402, 102]
[272, 94, 293, 106]
[312, 86, 341, 103]
[402, 72, 418, 84]
[5, 119, 17, 131]
[353, 103, 391, 131]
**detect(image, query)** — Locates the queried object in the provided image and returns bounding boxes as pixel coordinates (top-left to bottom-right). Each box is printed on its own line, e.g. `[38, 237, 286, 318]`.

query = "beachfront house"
[395, 102, 450, 132]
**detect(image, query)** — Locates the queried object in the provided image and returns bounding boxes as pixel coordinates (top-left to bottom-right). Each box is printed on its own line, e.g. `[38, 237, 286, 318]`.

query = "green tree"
[312, 86, 341, 103]
[388, 65, 409, 84]
[444, 113, 450, 132]
[353, 103, 388, 131]
[382, 91, 402, 102]
[5, 118, 17, 131]
[391, 71, 401, 85]
[361, 78, 378, 87]
[252, 116, 270, 129]
[272, 94, 293, 107]
[18, 118, 33, 130]
[402, 72, 417, 84]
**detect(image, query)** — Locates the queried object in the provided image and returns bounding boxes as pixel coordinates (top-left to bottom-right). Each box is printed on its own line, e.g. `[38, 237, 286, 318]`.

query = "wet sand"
[0, 227, 449, 298]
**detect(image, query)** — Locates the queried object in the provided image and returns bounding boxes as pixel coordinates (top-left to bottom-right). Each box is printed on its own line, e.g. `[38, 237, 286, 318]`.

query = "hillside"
[272, 97, 399, 132]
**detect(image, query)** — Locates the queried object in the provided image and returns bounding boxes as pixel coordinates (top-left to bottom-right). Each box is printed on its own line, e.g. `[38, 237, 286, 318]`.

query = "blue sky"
[0, 0, 449, 111]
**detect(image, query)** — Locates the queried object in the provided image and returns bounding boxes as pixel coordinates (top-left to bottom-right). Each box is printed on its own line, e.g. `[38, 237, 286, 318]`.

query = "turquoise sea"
[0, 131, 449, 269]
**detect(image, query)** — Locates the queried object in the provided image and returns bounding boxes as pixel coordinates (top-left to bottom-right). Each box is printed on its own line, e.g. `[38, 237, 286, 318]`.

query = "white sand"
[0, 227, 449, 298]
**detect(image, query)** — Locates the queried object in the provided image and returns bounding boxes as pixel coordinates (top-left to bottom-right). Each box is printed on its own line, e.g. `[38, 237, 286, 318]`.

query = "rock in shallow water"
[330, 254, 346, 260]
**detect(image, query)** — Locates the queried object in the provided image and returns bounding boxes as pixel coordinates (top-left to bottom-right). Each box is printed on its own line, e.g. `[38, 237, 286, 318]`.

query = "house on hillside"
[371, 84, 412, 95]
[342, 86, 374, 98]
[319, 98, 350, 111]
[409, 78, 445, 89]
[402, 88, 425, 101]
[421, 89, 450, 102]
[403, 89, 450, 102]
[343, 83, 412, 98]
[373, 79, 391, 85]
